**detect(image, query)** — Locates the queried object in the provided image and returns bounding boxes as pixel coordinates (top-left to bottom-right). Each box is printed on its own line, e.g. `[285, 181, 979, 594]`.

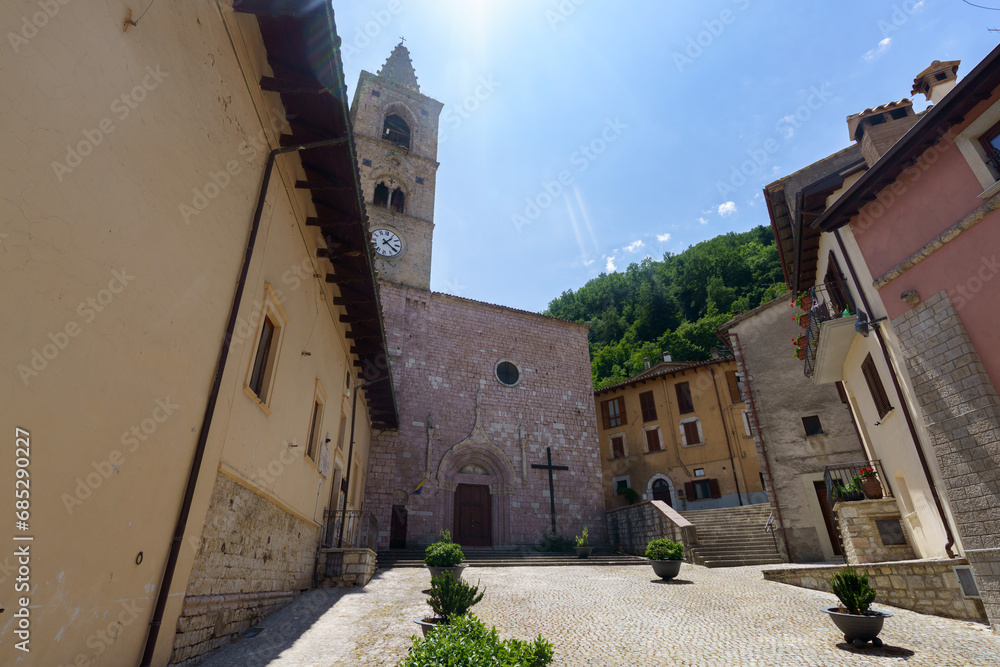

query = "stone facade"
[606, 500, 697, 557]
[316, 549, 378, 587]
[833, 498, 916, 564]
[170, 474, 320, 664]
[893, 290, 1000, 632]
[764, 558, 987, 623]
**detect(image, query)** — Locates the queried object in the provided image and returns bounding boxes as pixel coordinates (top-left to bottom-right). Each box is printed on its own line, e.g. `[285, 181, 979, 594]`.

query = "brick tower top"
[377, 42, 420, 93]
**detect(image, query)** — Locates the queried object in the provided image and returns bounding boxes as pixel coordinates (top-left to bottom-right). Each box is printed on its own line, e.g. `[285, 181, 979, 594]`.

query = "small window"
[861, 354, 893, 419]
[725, 371, 742, 404]
[639, 391, 657, 422]
[693, 468, 705, 477]
[680, 418, 703, 446]
[335, 411, 347, 450]
[741, 410, 753, 437]
[978, 118, 1000, 177]
[306, 381, 327, 463]
[601, 396, 626, 429]
[383, 113, 411, 149]
[373, 182, 389, 208]
[613, 477, 631, 495]
[644, 428, 662, 453]
[496, 360, 520, 387]
[390, 188, 405, 213]
[245, 284, 289, 409]
[686, 478, 720, 500]
[802, 415, 824, 436]
[675, 382, 694, 414]
[248, 317, 276, 398]
[610, 434, 626, 459]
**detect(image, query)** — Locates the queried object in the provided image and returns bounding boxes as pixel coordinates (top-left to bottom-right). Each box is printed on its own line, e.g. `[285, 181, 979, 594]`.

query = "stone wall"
[834, 498, 916, 564]
[764, 558, 987, 623]
[170, 474, 321, 664]
[316, 548, 378, 587]
[607, 500, 697, 557]
[893, 290, 1000, 632]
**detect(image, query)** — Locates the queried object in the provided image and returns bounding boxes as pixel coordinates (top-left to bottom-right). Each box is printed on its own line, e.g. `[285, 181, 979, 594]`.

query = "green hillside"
[544, 226, 786, 389]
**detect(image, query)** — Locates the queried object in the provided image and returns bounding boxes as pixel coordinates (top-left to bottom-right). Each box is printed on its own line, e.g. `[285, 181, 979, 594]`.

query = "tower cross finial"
[399, 36, 406, 44]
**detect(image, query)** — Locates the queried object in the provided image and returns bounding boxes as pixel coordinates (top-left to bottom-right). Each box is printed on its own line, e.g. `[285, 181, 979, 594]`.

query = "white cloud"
[605, 256, 617, 272]
[582, 258, 595, 266]
[779, 116, 795, 139]
[864, 37, 891, 63]
[624, 239, 645, 252]
[717, 201, 737, 216]
[697, 217, 708, 225]
[656, 233, 671, 242]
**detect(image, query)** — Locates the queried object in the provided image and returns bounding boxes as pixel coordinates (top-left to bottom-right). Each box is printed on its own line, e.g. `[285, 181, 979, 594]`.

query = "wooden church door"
[454, 484, 492, 547]
[652, 479, 672, 506]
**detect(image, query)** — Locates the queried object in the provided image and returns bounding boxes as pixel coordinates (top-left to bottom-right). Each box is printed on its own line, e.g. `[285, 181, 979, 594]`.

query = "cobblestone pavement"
[199, 564, 1000, 666]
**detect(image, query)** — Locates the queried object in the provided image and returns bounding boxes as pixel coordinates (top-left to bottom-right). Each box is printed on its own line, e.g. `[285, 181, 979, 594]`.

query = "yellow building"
[594, 355, 767, 511]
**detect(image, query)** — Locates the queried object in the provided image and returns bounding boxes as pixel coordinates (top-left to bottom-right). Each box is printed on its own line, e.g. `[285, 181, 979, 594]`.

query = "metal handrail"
[824, 459, 893, 508]
[322, 509, 378, 551]
[764, 511, 776, 533]
[801, 279, 856, 378]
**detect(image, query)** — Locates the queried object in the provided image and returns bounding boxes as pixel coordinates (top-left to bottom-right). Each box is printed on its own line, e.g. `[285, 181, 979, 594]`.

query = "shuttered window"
[639, 391, 657, 422]
[675, 382, 694, 414]
[601, 396, 626, 430]
[611, 435, 626, 459]
[726, 371, 742, 404]
[861, 354, 893, 419]
[684, 478, 721, 500]
[681, 420, 702, 446]
[644, 428, 662, 452]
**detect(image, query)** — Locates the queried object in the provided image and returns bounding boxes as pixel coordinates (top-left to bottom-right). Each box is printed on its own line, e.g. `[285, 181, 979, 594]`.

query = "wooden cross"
[531, 447, 569, 534]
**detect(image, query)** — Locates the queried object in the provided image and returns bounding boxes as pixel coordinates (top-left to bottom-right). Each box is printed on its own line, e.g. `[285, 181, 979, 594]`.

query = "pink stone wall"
[366, 284, 606, 548]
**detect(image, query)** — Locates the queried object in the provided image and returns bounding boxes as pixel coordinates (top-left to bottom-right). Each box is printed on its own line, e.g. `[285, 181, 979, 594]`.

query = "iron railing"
[824, 459, 893, 508]
[799, 278, 857, 378]
[322, 509, 378, 551]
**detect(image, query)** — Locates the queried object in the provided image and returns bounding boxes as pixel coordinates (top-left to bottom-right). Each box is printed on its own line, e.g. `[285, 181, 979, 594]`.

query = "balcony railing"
[801, 279, 857, 379]
[322, 509, 378, 551]
[824, 459, 893, 507]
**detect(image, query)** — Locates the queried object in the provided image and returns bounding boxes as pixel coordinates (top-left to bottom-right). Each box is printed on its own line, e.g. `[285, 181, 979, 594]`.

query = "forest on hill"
[544, 225, 787, 389]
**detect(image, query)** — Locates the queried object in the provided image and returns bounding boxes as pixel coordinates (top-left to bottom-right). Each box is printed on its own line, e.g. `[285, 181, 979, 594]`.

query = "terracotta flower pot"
[861, 477, 883, 500]
[800, 295, 813, 311]
[798, 313, 810, 328]
[795, 337, 808, 349]
[796, 348, 806, 360]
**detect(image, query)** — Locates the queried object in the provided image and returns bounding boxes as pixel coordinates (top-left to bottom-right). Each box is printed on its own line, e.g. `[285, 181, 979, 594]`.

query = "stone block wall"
[764, 558, 987, 623]
[834, 498, 916, 564]
[893, 290, 1000, 632]
[606, 500, 697, 557]
[170, 473, 320, 664]
[316, 548, 378, 587]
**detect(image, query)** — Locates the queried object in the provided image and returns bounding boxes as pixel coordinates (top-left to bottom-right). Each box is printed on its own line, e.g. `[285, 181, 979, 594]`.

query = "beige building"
[594, 356, 767, 512]
[1, 3, 394, 665]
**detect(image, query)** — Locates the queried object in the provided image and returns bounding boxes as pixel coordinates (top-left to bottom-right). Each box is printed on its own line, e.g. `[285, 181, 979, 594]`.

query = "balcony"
[798, 280, 858, 383]
[322, 509, 378, 550]
[824, 459, 894, 506]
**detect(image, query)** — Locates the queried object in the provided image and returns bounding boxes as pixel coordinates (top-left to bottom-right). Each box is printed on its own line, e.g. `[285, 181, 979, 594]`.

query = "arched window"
[390, 188, 405, 213]
[373, 182, 389, 208]
[383, 114, 411, 149]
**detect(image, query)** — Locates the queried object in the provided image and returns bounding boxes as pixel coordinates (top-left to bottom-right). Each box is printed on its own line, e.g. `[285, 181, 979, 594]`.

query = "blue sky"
[333, 0, 1000, 313]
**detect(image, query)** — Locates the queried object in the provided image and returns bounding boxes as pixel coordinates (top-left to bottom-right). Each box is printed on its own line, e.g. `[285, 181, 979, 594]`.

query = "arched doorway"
[648, 474, 675, 507]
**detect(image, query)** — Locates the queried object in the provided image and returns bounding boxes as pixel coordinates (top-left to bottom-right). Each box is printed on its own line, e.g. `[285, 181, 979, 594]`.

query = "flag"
[413, 479, 425, 495]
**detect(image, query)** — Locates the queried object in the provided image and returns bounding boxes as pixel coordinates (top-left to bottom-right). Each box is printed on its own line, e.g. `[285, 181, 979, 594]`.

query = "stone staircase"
[680, 504, 785, 568]
[377, 546, 647, 568]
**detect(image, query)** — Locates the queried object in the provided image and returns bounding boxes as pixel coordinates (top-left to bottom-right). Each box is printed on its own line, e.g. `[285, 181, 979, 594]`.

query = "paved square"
[199, 564, 1000, 666]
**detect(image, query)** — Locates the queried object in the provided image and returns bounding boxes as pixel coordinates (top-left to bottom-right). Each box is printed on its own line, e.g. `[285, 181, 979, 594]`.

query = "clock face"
[371, 228, 402, 258]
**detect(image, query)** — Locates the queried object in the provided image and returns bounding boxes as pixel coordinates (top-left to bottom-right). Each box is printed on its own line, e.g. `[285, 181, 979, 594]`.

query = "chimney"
[710, 347, 720, 360]
[847, 99, 920, 167]
[643, 357, 651, 370]
[912, 60, 960, 106]
[663, 351, 672, 363]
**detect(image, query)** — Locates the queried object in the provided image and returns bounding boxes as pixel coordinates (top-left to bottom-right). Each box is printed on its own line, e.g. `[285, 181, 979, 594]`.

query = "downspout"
[140, 137, 349, 666]
[709, 367, 743, 506]
[719, 330, 792, 560]
[338, 374, 389, 547]
[832, 229, 957, 558]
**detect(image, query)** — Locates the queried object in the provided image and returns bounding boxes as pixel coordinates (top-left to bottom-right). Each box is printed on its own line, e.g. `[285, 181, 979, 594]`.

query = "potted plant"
[622, 487, 639, 505]
[414, 571, 484, 637]
[574, 527, 592, 559]
[645, 537, 684, 580]
[796, 312, 810, 328]
[793, 291, 813, 311]
[859, 468, 883, 500]
[822, 566, 892, 648]
[424, 530, 467, 582]
[795, 348, 807, 361]
[793, 334, 808, 349]
[832, 477, 865, 503]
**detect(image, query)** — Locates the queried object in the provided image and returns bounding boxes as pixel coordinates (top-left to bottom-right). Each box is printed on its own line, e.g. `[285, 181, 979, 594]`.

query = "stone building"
[594, 355, 767, 512]
[355, 47, 607, 549]
[719, 294, 868, 563]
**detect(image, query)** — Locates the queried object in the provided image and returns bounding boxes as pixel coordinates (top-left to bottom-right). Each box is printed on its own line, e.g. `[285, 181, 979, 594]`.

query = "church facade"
[354, 45, 607, 549]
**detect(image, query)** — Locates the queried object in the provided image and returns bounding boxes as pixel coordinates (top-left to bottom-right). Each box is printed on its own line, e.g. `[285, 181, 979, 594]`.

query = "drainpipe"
[139, 137, 349, 666]
[832, 229, 957, 558]
[338, 374, 389, 547]
[709, 366, 743, 506]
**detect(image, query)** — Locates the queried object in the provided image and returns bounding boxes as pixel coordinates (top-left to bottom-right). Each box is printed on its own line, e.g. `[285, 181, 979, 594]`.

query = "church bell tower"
[350, 43, 443, 290]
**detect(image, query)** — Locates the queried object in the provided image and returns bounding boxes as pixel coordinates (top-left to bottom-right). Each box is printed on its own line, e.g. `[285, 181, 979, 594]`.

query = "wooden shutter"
[639, 391, 657, 422]
[682, 421, 700, 446]
[617, 397, 628, 426]
[709, 478, 721, 499]
[611, 435, 625, 459]
[601, 400, 611, 430]
[861, 354, 892, 419]
[645, 429, 661, 452]
[726, 371, 741, 404]
[684, 481, 696, 499]
[675, 382, 694, 414]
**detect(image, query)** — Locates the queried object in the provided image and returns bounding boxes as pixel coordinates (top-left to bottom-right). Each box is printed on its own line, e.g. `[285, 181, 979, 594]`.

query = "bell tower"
[350, 43, 443, 290]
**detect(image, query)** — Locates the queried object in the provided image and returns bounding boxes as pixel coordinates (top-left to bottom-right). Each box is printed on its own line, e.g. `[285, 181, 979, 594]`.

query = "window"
[759, 472, 766, 490]
[383, 113, 411, 149]
[685, 478, 721, 500]
[613, 476, 631, 495]
[725, 371, 742, 404]
[336, 411, 348, 450]
[373, 182, 389, 208]
[824, 252, 852, 315]
[610, 434, 626, 459]
[639, 391, 657, 422]
[802, 415, 823, 436]
[979, 118, 1000, 178]
[741, 410, 753, 437]
[693, 468, 705, 477]
[306, 380, 327, 463]
[644, 427, 662, 453]
[861, 353, 893, 419]
[390, 187, 405, 213]
[245, 284, 289, 410]
[675, 382, 694, 414]
[679, 418, 703, 446]
[496, 360, 520, 387]
[601, 396, 626, 429]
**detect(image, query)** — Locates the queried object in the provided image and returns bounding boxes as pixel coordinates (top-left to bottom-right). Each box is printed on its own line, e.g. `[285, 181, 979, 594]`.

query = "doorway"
[454, 484, 492, 547]
[813, 480, 843, 556]
[389, 504, 407, 549]
[651, 478, 673, 507]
